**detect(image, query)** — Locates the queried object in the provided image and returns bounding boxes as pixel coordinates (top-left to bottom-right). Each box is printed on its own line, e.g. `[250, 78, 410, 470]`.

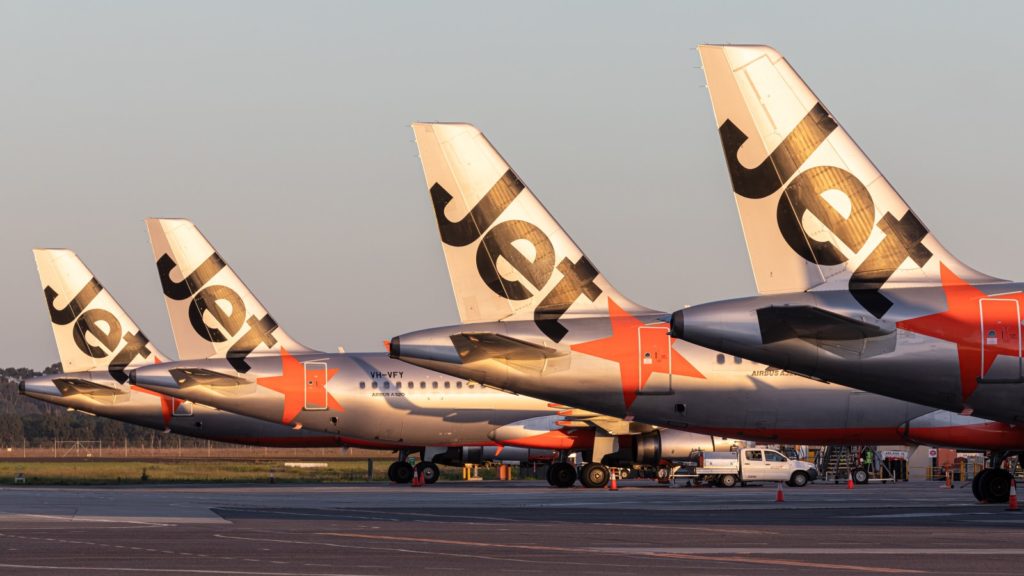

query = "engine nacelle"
[607, 430, 734, 466]
[430, 446, 558, 466]
[489, 415, 596, 450]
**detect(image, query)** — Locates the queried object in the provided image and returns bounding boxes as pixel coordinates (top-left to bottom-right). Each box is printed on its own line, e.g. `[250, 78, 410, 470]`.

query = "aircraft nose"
[669, 309, 685, 339]
[131, 365, 179, 390]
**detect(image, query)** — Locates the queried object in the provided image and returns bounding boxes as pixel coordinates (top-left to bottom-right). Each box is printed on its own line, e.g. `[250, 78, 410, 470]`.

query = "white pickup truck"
[695, 448, 818, 488]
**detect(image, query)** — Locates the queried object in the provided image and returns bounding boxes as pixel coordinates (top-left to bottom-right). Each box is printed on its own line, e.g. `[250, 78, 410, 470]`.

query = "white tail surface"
[698, 45, 999, 316]
[412, 123, 649, 341]
[34, 249, 166, 377]
[145, 219, 311, 370]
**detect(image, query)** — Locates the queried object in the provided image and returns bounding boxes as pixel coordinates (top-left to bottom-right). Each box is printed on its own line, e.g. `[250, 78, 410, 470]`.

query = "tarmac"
[0, 479, 1022, 575]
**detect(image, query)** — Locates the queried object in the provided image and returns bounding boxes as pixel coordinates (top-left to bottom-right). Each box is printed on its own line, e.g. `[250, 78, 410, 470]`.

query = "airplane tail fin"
[144, 218, 313, 371]
[698, 44, 1000, 317]
[412, 122, 650, 342]
[33, 249, 167, 381]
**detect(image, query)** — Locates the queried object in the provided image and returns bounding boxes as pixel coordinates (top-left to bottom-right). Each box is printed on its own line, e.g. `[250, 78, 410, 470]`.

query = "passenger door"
[979, 298, 1022, 383]
[741, 449, 765, 480]
[637, 326, 672, 394]
[763, 449, 791, 481]
[304, 361, 329, 410]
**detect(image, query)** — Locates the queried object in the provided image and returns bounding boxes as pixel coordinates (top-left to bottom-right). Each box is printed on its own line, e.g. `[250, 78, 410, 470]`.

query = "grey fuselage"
[390, 310, 1024, 450]
[131, 351, 560, 449]
[20, 374, 349, 447]
[671, 281, 1024, 426]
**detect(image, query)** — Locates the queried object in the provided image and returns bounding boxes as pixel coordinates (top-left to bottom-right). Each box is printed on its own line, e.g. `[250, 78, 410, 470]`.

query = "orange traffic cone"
[411, 468, 421, 487]
[775, 481, 785, 503]
[608, 469, 618, 491]
[1007, 478, 1020, 512]
[945, 470, 953, 489]
[847, 476, 855, 489]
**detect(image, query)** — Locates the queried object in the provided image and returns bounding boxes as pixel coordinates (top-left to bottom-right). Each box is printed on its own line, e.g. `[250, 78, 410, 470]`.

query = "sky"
[2, 1, 1022, 369]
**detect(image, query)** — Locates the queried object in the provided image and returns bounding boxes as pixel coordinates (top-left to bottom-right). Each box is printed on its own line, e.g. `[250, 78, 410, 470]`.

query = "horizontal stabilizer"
[167, 367, 251, 388]
[757, 305, 894, 344]
[450, 332, 567, 363]
[52, 377, 127, 397]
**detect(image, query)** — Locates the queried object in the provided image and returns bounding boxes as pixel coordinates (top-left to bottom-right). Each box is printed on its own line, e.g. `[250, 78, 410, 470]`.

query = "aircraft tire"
[579, 463, 609, 488]
[972, 469, 990, 501]
[390, 461, 414, 484]
[980, 468, 1012, 503]
[416, 462, 440, 484]
[548, 462, 577, 488]
[852, 468, 869, 485]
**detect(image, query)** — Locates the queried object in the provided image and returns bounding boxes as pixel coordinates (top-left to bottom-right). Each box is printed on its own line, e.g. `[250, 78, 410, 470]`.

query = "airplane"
[22, 249, 355, 447]
[130, 219, 723, 486]
[668, 44, 1024, 502]
[387, 122, 1024, 501]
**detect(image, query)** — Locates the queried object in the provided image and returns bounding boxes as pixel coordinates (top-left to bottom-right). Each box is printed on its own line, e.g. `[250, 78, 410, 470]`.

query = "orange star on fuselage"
[256, 348, 342, 424]
[131, 356, 181, 427]
[897, 263, 1024, 401]
[570, 298, 704, 410]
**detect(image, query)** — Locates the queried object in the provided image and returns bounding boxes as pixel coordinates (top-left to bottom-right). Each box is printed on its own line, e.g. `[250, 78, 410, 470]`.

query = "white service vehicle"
[695, 448, 818, 488]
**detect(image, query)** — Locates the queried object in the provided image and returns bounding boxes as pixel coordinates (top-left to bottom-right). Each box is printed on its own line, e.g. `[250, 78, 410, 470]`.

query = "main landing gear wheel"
[547, 462, 577, 488]
[852, 468, 869, 485]
[979, 468, 1012, 503]
[415, 462, 440, 485]
[972, 469, 989, 502]
[579, 463, 610, 488]
[388, 461, 414, 484]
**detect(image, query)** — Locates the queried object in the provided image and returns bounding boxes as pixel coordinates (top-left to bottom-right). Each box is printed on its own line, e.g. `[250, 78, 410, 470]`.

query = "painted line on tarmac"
[605, 547, 1024, 556]
[318, 531, 921, 573]
[214, 533, 641, 570]
[0, 564, 369, 575]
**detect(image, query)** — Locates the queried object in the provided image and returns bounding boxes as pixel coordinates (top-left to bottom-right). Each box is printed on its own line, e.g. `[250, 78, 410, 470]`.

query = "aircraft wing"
[450, 332, 567, 363]
[52, 377, 127, 397]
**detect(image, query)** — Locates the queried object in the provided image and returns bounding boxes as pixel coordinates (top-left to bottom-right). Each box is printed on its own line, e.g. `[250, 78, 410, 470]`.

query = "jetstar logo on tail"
[157, 252, 278, 373]
[432, 170, 602, 342]
[45, 278, 153, 384]
[720, 103, 933, 318]
[256, 349, 342, 425]
[897, 264, 1024, 401]
[571, 299, 703, 410]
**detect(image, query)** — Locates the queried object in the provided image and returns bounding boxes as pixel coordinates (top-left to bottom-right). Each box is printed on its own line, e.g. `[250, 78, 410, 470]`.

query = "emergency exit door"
[637, 326, 672, 395]
[979, 298, 1023, 383]
[304, 361, 329, 410]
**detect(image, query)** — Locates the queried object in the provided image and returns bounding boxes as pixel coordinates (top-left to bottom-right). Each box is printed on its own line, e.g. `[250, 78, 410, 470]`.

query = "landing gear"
[852, 468, 869, 485]
[975, 468, 1012, 503]
[972, 469, 989, 501]
[579, 463, 610, 488]
[388, 461, 414, 484]
[547, 462, 577, 488]
[415, 462, 440, 485]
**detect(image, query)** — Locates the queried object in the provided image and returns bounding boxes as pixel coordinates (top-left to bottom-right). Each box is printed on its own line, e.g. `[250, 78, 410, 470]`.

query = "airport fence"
[0, 440, 394, 461]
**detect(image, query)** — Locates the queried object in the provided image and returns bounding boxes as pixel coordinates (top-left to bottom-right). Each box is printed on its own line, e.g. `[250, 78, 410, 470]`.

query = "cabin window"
[716, 354, 725, 364]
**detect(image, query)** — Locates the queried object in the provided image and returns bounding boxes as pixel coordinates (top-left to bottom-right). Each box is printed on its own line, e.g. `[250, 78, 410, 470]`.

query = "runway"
[0, 480, 1021, 575]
